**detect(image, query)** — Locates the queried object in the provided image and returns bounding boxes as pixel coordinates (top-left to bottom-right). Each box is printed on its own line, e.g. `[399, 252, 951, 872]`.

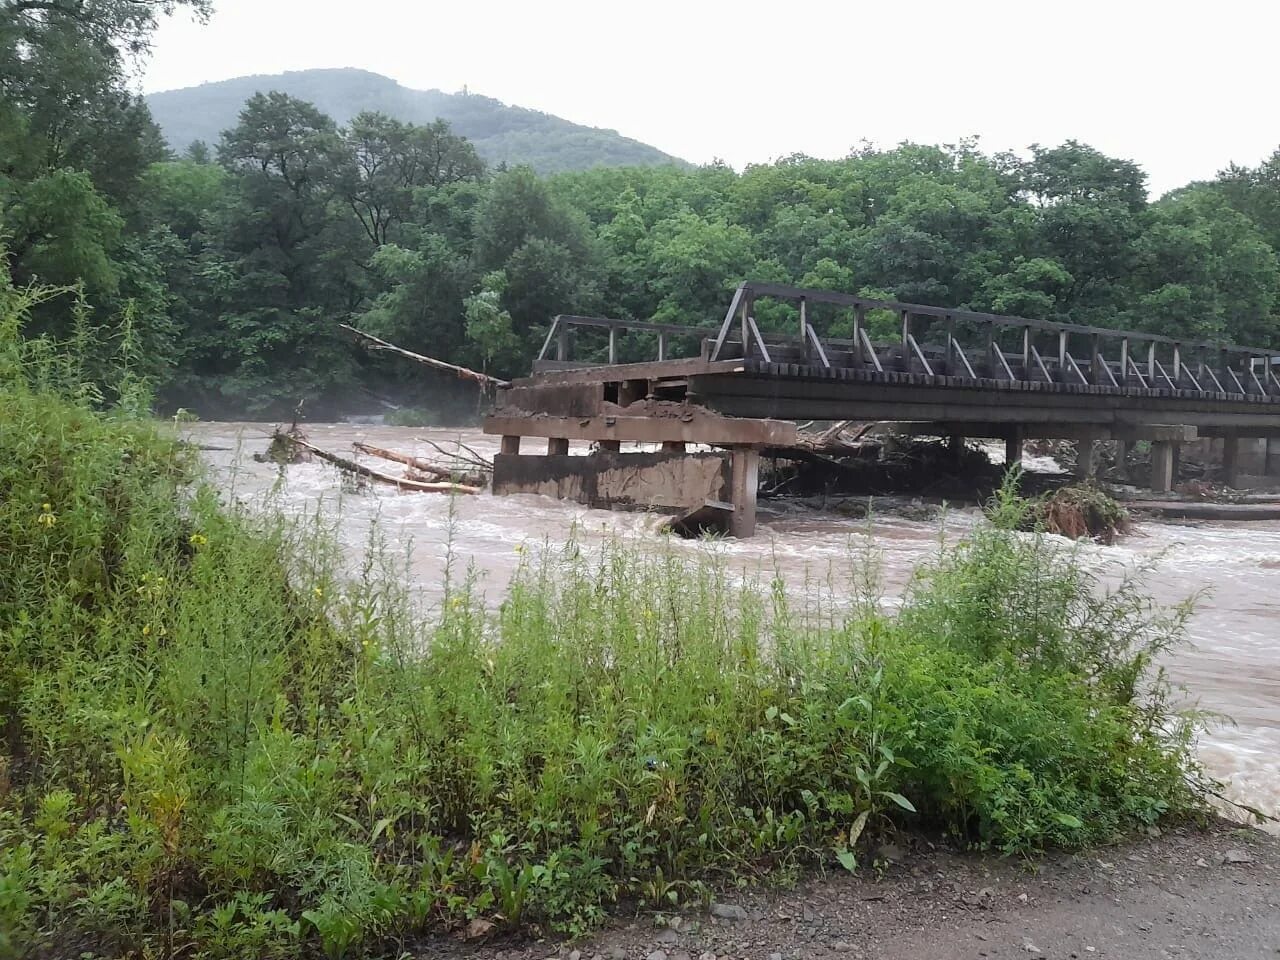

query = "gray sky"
[142, 0, 1280, 197]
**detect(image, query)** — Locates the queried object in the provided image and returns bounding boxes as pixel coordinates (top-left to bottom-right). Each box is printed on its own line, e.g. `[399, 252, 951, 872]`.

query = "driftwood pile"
[789, 420, 880, 454]
[764, 422, 1006, 500]
[1017, 485, 1132, 544]
[267, 430, 490, 495]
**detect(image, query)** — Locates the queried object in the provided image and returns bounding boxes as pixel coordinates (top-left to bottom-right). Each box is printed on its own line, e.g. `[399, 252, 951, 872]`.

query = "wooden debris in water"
[338, 323, 509, 387]
[272, 432, 483, 495]
[1023, 485, 1131, 544]
[352, 441, 488, 487]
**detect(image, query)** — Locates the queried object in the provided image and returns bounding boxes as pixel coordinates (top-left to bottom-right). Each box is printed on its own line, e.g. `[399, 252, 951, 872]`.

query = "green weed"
[0, 278, 1209, 957]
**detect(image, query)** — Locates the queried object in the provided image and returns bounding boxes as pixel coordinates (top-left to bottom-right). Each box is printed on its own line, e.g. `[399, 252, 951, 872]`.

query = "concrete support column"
[729, 447, 760, 539]
[547, 437, 569, 456]
[1074, 440, 1096, 480]
[1115, 440, 1130, 482]
[1267, 436, 1279, 477]
[1150, 441, 1175, 493]
[948, 433, 965, 466]
[500, 435, 521, 455]
[1222, 434, 1240, 488]
[1171, 443, 1182, 482]
[1004, 429, 1022, 472]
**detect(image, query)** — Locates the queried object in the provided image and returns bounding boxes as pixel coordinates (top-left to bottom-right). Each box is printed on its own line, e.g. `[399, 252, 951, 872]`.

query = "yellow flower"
[36, 512, 56, 528]
[361, 639, 370, 648]
[41, 502, 51, 512]
[514, 544, 524, 555]
[313, 586, 324, 599]
[188, 533, 208, 547]
[142, 624, 152, 637]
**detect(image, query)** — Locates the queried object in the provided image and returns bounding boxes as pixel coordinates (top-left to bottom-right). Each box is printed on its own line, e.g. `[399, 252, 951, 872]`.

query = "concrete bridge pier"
[1074, 440, 1096, 480]
[485, 409, 795, 538]
[1151, 441, 1176, 493]
[1004, 430, 1022, 471]
[729, 447, 760, 538]
[1222, 434, 1240, 488]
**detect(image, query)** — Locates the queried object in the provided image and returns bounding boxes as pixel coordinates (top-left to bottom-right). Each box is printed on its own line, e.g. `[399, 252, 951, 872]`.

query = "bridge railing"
[534, 283, 1280, 399]
[535, 315, 718, 368]
[708, 282, 1280, 399]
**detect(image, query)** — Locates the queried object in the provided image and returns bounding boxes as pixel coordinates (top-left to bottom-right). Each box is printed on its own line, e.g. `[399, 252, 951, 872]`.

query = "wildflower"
[313, 586, 324, 599]
[36, 503, 56, 528]
[514, 544, 524, 555]
[142, 624, 152, 637]
[188, 532, 208, 547]
[361, 639, 370, 648]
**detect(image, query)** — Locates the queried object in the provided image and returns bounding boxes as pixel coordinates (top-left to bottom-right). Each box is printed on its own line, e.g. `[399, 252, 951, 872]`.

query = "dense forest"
[146, 68, 690, 174]
[5, 0, 1280, 420]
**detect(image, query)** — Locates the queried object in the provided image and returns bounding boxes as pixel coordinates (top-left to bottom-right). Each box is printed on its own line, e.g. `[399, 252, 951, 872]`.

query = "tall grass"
[0, 279, 1208, 958]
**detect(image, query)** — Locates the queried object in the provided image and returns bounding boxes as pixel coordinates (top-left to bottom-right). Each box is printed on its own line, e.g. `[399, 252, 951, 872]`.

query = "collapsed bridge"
[484, 282, 1280, 536]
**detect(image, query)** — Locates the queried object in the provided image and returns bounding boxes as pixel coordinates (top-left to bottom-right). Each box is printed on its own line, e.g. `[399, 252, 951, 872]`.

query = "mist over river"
[188, 421, 1280, 832]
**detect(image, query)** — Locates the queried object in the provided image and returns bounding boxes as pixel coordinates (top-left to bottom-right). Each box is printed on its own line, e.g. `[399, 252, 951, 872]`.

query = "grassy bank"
[1, 293, 1208, 958]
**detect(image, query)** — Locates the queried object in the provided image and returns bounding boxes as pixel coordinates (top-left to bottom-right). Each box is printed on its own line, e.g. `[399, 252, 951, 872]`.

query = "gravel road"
[424, 820, 1279, 960]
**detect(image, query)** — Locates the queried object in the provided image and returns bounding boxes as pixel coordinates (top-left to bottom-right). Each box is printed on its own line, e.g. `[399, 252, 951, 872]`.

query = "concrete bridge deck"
[486, 282, 1280, 535]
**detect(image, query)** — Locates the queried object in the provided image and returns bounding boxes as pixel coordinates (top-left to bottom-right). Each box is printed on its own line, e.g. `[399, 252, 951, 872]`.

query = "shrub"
[1014, 482, 1132, 543]
[0, 282, 1209, 956]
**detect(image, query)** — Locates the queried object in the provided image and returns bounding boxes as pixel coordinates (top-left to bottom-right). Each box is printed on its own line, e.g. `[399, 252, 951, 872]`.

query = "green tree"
[1131, 188, 1280, 344]
[1210, 148, 1280, 255]
[646, 211, 757, 324]
[335, 112, 484, 249]
[1018, 141, 1148, 324]
[201, 93, 363, 414]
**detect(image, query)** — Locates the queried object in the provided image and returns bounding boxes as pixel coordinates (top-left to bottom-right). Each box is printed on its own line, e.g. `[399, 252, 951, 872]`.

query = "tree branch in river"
[352, 441, 488, 487]
[338, 323, 509, 387]
[278, 433, 483, 495]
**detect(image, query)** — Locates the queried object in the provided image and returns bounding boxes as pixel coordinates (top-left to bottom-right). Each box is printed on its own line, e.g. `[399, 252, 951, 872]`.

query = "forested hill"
[146, 68, 688, 173]
[9, 0, 1280, 422]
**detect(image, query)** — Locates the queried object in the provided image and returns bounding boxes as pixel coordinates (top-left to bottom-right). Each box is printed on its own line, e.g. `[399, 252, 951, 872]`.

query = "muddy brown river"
[189, 421, 1280, 830]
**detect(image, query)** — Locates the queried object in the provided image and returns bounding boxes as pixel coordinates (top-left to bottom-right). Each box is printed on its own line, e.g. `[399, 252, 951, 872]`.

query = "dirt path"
[427, 821, 1279, 960]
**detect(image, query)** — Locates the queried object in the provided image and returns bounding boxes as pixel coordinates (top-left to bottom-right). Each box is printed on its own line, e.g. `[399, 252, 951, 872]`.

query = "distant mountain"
[145, 68, 688, 174]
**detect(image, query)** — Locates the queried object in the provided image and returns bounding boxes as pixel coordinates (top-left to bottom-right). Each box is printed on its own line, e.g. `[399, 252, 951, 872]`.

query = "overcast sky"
[141, 0, 1279, 197]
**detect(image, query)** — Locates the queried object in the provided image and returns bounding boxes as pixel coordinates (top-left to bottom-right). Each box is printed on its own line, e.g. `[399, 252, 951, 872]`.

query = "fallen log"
[792, 420, 880, 454]
[278, 434, 483, 495]
[338, 324, 509, 387]
[352, 441, 487, 486]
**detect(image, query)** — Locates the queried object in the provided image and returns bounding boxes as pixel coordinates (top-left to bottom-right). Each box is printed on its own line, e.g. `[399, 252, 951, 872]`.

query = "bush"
[0, 283, 1209, 957]
[1016, 483, 1132, 543]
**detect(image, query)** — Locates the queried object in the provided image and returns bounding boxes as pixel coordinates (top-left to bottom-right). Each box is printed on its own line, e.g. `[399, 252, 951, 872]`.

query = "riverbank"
[430, 820, 1279, 960]
[1, 364, 1224, 957]
[187, 422, 1280, 831]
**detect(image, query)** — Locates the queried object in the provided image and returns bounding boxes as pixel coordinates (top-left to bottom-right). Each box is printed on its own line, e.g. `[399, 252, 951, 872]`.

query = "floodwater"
[188, 421, 1280, 830]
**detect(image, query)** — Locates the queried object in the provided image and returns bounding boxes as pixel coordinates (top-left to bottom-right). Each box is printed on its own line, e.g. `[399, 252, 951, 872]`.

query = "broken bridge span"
[485, 282, 1280, 536]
